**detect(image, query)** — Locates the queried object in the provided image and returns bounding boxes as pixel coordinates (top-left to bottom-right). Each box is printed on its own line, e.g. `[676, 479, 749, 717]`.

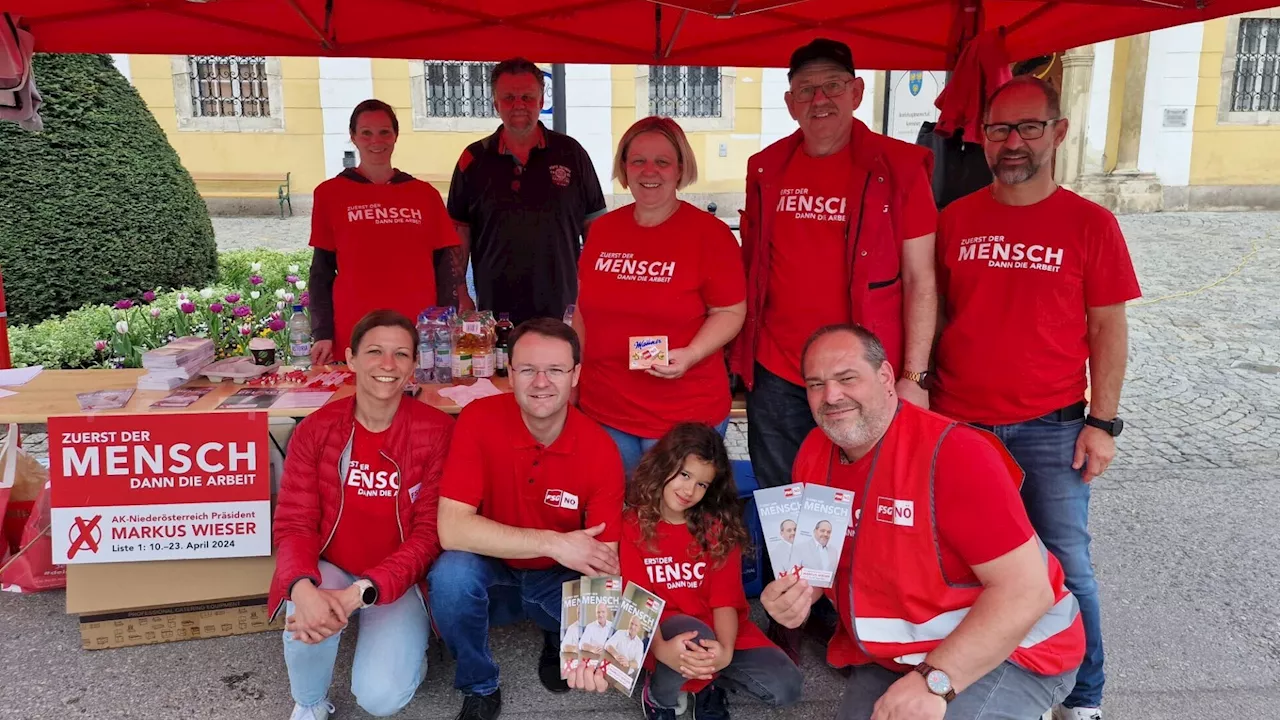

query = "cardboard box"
[67, 554, 280, 650]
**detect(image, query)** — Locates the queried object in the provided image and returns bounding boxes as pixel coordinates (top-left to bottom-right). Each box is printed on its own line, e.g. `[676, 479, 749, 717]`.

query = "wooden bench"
[192, 171, 292, 219]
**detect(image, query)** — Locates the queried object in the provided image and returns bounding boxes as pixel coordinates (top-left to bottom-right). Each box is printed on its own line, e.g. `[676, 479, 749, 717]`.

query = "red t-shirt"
[322, 422, 403, 577]
[619, 512, 773, 689]
[577, 202, 746, 437]
[438, 394, 625, 570]
[758, 152, 936, 385]
[932, 188, 1141, 425]
[310, 171, 460, 358]
[793, 424, 1032, 669]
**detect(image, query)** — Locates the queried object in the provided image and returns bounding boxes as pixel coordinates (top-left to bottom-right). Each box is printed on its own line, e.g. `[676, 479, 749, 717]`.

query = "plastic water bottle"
[433, 314, 453, 384]
[416, 310, 435, 383]
[288, 305, 312, 370]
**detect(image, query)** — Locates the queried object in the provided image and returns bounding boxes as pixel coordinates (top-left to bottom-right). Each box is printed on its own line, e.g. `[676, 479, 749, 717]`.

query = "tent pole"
[662, 10, 688, 59]
[0, 268, 10, 370]
[552, 64, 567, 133]
[283, 0, 334, 49]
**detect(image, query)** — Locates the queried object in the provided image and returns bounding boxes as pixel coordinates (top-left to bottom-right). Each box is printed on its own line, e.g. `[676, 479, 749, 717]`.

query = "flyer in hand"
[753, 482, 805, 580]
[789, 484, 855, 588]
[559, 579, 584, 679]
[603, 582, 666, 696]
[576, 575, 623, 670]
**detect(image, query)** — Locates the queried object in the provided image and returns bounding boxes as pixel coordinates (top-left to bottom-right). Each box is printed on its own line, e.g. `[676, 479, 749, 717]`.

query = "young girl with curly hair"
[620, 423, 802, 720]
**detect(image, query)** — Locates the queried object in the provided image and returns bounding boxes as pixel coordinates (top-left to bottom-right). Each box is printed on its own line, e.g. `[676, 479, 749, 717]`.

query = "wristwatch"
[353, 579, 378, 608]
[913, 662, 956, 702]
[901, 370, 931, 388]
[1085, 415, 1125, 437]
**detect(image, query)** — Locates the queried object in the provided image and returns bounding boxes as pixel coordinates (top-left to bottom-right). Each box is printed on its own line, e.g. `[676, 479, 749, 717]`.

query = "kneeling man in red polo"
[761, 324, 1084, 719]
[431, 317, 625, 720]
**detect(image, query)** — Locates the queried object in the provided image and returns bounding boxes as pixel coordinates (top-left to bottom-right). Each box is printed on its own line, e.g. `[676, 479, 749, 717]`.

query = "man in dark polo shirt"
[448, 58, 607, 325]
[432, 317, 625, 720]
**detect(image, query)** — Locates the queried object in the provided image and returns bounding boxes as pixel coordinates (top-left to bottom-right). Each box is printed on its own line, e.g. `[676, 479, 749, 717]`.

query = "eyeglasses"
[514, 366, 571, 380]
[790, 79, 854, 102]
[983, 119, 1060, 142]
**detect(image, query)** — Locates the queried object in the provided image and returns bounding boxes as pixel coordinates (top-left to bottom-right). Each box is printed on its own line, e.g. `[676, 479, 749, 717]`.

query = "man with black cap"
[728, 38, 939, 659]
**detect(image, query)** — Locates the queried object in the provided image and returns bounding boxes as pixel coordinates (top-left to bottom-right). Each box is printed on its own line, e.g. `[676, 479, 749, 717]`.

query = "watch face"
[1113, 417, 1125, 436]
[926, 669, 952, 695]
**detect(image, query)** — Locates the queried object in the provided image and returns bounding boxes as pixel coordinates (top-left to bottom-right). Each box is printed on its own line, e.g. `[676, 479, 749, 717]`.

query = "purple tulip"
[224, 293, 241, 304]
[239, 324, 253, 336]
[114, 299, 134, 310]
[94, 339, 109, 352]
[180, 301, 196, 314]
[250, 275, 264, 286]
[300, 291, 310, 308]
[286, 274, 299, 284]
[142, 290, 156, 303]
[234, 304, 252, 318]
[270, 310, 282, 321]
[149, 307, 162, 319]
[209, 302, 224, 314]
[268, 318, 287, 332]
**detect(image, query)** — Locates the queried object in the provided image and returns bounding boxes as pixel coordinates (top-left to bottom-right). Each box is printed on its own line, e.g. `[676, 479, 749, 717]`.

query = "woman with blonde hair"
[573, 117, 746, 476]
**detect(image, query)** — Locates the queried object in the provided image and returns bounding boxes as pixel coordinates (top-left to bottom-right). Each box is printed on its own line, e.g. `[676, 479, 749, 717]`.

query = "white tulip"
[288, 264, 300, 273]
[295, 280, 307, 291]
[251, 291, 261, 300]
[149, 308, 162, 318]
[200, 288, 214, 299]
[277, 301, 286, 310]
[115, 320, 129, 334]
[284, 292, 295, 304]
[251, 262, 262, 273]
[275, 288, 287, 299]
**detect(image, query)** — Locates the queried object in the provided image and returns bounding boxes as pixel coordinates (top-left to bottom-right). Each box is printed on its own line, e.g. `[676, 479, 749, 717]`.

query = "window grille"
[1231, 18, 1280, 112]
[187, 56, 270, 118]
[425, 61, 498, 118]
[649, 66, 722, 118]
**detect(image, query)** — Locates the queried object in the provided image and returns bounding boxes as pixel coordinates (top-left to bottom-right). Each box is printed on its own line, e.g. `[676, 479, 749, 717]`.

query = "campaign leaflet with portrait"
[789, 484, 855, 588]
[559, 579, 584, 679]
[576, 575, 623, 670]
[753, 482, 805, 580]
[603, 582, 665, 696]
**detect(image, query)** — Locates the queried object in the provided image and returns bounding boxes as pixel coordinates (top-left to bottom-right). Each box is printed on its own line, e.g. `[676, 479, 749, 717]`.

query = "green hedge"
[0, 53, 218, 325]
[9, 250, 313, 369]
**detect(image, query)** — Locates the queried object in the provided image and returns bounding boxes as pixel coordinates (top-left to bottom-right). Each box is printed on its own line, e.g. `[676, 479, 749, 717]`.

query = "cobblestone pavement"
[0, 211, 1275, 720]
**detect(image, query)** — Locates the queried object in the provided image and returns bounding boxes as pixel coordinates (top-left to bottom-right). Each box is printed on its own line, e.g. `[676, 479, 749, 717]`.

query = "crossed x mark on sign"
[67, 515, 103, 559]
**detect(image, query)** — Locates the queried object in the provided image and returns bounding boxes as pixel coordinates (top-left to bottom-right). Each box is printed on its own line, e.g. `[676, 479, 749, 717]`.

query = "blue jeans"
[745, 363, 816, 490]
[602, 417, 731, 477]
[975, 414, 1103, 708]
[648, 615, 803, 709]
[836, 660, 1076, 719]
[427, 550, 579, 696]
[282, 560, 430, 717]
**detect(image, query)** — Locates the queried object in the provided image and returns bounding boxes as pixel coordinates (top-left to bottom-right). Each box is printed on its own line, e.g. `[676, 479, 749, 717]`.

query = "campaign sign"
[49, 412, 271, 564]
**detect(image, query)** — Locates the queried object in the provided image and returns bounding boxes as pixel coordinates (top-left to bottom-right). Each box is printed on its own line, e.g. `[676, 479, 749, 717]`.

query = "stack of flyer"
[754, 482, 856, 588]
[138, 337, 215, 390]
[560, 575, 665, 697]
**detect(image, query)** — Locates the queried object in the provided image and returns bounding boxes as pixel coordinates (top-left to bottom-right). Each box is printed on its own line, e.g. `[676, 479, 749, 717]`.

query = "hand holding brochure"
[576, 576, 624, 670]
[754, 482, 856, 588]
[603, 583, 665, 696]
[752, 483, 805, 580]
[560, 575, 665, 697]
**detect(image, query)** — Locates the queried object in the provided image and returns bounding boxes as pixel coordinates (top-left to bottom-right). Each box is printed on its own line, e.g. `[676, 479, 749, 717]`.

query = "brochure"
[216, 388, 284, 410]
[149, 386, 214, 409]
[559, 579, 583, 679]
[76, 389, 134, 412]
[753, 482, 805, 580]
[576, 575, 623, 671]
[603, 582, 666, 696]
[789, 484, 856, 588]
[270, 389, 335, 410]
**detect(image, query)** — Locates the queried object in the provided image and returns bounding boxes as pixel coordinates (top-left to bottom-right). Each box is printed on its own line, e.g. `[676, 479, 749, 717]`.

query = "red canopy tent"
[10, 0, 1280, 70]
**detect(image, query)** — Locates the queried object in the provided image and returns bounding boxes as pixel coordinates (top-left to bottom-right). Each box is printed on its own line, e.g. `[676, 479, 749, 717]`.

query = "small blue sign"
[541, 70, 553, 116]
[909, 71, 923, 97]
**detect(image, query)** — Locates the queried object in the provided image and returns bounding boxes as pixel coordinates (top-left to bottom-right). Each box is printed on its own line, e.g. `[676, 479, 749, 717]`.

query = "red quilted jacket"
[269, 395, 453, 619]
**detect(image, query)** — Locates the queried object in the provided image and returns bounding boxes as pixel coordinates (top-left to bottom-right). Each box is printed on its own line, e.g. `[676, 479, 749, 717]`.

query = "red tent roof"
[11, 0, 1280, 69]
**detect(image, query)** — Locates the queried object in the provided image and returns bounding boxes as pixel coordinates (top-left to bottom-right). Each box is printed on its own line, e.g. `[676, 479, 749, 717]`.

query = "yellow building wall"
[129, 55, 328, 192]
[1188, 18, 1280, 186]
[610, 66, 762, 195]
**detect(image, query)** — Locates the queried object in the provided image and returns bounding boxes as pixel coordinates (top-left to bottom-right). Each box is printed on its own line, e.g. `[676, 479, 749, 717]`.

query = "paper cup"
[248, 338, 277, 366]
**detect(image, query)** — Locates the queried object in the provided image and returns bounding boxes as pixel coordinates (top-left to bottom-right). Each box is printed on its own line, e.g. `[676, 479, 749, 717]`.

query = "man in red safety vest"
[761, 324, 1084, 719]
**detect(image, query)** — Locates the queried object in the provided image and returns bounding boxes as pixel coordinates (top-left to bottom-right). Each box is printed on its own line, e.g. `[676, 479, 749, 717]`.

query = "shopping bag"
[0, 424, 65, 592]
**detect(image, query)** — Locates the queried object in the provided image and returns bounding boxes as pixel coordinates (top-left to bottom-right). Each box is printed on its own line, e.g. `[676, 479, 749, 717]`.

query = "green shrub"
[0, 53, 218, 325]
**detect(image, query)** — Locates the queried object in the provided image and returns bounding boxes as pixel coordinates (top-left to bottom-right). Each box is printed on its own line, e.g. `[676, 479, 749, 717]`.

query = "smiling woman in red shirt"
[573, 118, 747, 476]
[269, 309, 454, 720]
[307, 100, 464, 365]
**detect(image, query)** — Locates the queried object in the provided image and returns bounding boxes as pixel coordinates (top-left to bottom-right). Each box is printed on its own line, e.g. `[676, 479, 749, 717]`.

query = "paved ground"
[2, 211, 1278, 720]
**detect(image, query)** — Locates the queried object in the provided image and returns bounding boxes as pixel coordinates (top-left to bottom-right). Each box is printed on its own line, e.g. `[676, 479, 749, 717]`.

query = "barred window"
[1230, 18, 1280, 112]
[424, 61, 497, 118]
[187, 56, 270, 118]
[649, 66, 722, 118]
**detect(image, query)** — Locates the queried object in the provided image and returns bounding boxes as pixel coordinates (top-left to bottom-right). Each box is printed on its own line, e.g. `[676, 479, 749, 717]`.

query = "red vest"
[730, 119, 933, 389]
[808, 403, 1085, 676]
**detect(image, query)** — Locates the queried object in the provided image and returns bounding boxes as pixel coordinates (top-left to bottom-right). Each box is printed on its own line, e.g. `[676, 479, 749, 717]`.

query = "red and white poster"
[49, 412, 271, 564]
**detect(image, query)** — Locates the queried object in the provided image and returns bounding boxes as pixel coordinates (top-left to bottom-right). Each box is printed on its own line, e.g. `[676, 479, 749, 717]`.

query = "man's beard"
[991, 148, 1043, 185]
[817, 397, 894, 451]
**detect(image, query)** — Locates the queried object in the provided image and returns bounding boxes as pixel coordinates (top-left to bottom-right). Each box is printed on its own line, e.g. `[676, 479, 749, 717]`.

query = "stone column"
[1114, 32, 1150, 171]
[1055, 45, 1095, 186]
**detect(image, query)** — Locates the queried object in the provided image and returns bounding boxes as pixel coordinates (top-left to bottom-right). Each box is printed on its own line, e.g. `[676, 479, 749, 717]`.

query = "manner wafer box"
[603, 582, 665, 696]
[576, 576, 623, 670]
[753, 482, 805, 580]
[790, 485, 855, 588]
[559, 579, 583, 678]
[628, 336, 669, 370]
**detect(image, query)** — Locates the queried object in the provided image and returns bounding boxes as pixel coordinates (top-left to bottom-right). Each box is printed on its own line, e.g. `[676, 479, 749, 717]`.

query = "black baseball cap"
[788, 38, 856, 80]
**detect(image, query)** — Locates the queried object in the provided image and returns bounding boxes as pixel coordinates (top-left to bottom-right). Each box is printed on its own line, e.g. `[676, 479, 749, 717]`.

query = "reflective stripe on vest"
[857, 591, 1080, 648]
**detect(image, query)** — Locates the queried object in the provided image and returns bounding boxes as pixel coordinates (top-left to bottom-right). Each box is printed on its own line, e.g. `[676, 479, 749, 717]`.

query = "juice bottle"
[471, 311, 497, 378]
[451, 311, 472, 378]
[494, 312, 515, 377]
